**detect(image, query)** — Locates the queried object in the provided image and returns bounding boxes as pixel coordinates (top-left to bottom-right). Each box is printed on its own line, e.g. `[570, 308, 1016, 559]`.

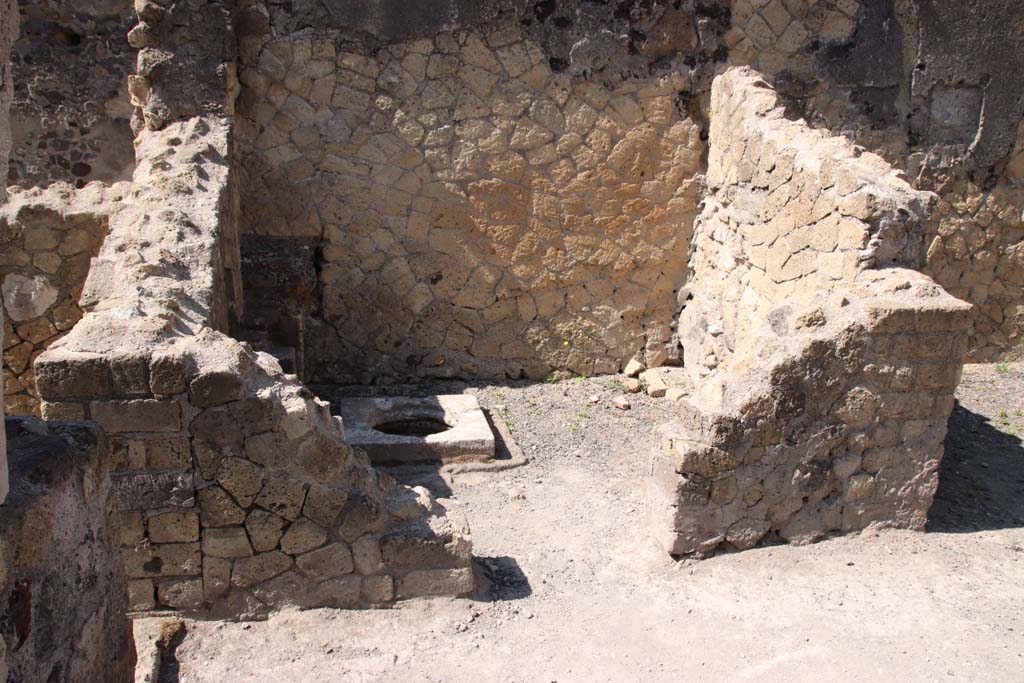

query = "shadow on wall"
[927, 402, 1024, 533]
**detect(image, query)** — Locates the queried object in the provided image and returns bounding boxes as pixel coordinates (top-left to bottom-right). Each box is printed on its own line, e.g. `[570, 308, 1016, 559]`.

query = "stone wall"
[647, 68, 971, 557]
[1, 182, 120, 415]
[0, 416, 135, 682]
[678, 66, 932, 383]
[33, 0, 475, 616]
[724, 0, 1024, 361]
[7, 0, 136, 189]
[235, 1, 728, 383]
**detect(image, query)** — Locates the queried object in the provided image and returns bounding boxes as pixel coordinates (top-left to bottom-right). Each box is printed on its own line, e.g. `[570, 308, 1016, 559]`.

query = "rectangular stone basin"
[338, 395, 494, 464]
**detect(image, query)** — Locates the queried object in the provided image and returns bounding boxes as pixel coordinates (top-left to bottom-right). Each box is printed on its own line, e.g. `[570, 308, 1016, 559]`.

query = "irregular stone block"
[255, 478, 306, 521]
[245, 509, 286, 552]
[216, 457, 265, 507]
[302, 483, 348, 527]
[279, 519, 327, 555]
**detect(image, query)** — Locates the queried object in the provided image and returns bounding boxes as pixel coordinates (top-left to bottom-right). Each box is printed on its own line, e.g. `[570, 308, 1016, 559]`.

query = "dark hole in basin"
[374, 418, 450, 437]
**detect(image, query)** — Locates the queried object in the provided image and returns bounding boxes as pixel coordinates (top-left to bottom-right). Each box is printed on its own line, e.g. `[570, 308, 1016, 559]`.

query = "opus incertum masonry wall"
[0, 0, 1021, 635]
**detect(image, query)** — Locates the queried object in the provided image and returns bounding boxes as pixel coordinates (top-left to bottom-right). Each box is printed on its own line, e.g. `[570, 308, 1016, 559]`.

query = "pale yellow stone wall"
[236, 27, 705, 381]
[649, 68, 971, 557]
[724, 0, 1024, 361]
[680, 68, 931, 381]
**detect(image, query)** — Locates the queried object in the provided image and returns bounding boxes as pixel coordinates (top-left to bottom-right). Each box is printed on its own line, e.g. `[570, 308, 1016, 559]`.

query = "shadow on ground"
[928, 401, 1024, 532]
[472, 556, 532, 601]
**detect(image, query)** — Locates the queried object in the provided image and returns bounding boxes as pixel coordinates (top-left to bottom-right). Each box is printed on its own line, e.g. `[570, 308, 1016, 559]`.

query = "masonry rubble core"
[0, 0, 1020, 664]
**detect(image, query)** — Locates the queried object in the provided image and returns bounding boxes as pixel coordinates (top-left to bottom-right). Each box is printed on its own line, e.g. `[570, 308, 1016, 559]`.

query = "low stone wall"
[0, 416, 135, 682]
[1, 183, 120, 415]
[647, 68, 971, 556]
[33, 0, 474, 615]
[35, 115, 473, 615]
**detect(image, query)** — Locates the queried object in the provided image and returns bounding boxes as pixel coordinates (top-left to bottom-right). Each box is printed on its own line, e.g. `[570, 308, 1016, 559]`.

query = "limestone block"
[148, 511, 200, 543]
[310, 575, 363, 607]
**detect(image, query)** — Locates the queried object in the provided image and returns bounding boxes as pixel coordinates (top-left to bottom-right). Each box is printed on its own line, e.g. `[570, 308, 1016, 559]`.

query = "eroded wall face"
[236, 2, 729, 383]
[7, 0, 136, 189]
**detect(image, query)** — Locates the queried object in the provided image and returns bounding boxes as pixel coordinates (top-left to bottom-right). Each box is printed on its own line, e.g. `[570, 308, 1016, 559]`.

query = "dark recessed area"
[374, 417, 450, 437]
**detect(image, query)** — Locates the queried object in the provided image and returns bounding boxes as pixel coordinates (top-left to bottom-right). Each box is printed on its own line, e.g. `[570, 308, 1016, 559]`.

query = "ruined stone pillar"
[0, 0, 20, 504]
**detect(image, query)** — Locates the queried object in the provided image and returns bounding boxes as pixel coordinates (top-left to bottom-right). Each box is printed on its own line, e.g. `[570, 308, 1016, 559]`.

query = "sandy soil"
[140, 364, 1024, 683]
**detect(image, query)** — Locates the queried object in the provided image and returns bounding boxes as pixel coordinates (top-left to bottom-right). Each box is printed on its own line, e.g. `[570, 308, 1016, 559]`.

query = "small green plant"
[999, 410, 1009, 420]
[565, 421, 580, 433]
[505, 418, 516, 432]
[604, 379, 626, 392]
[545, 375, 559, 384]
[996, 362, 1010, 374]
[1014, 410, 1023, 418]
[526, 407, 538, 416]
[577, 410, 590, 419]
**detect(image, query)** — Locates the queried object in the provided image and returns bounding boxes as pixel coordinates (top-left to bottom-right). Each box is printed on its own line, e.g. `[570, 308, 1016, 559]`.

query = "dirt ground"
[139, 364, 1024, 683]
